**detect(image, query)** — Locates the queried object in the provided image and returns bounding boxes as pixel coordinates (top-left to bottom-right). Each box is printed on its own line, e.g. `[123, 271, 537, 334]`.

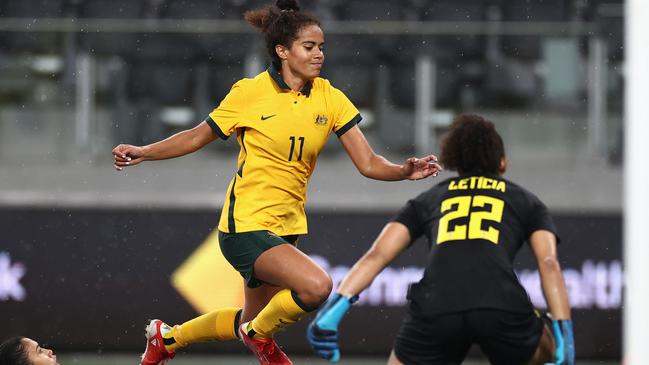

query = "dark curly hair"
[244, 0, 320, 66]
[0, 336, 30, 365]
[439, 114, 505, 175]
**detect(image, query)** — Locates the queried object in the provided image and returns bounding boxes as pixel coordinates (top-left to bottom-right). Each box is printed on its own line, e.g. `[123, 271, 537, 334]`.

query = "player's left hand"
[402, 155, 442, 180]
[550, 319, 575, 365]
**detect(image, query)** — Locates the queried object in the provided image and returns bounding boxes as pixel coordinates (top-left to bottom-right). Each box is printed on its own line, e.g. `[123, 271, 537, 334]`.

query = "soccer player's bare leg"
[244, 243, 332, 337]
[526, 322, 555, 365]
[238, 243, 332, 364]
[253, 243, 332, 308]
[241, 284, 284, 323]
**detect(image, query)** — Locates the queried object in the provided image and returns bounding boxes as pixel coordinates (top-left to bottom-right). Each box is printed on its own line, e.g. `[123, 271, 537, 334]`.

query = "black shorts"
[393, 309, 543, 365]
[218, 230, 299, 288]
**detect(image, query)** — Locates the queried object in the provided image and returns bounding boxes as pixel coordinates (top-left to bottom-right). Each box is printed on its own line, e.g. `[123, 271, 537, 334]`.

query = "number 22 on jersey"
[437, 195, 505, 245]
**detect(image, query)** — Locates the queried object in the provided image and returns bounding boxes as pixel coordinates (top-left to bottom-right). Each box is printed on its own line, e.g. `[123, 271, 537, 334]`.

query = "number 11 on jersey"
[288, 136, 305, 161]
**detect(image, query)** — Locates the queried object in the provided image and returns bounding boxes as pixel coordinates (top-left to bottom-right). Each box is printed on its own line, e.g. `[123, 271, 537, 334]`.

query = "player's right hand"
[307, 293, 358, 363]
[401, 155, 442, 180]
[550, 319, 575, 365]
[112, 144, 144, 171]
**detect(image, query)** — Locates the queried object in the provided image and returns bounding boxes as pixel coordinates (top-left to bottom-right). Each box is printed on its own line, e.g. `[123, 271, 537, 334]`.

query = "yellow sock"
[164, 307, 241, 351]
[247, 289, 311, 339]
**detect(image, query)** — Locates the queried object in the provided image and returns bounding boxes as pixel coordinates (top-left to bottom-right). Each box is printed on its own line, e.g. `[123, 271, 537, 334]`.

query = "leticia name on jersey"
[448, 176, 506, 192]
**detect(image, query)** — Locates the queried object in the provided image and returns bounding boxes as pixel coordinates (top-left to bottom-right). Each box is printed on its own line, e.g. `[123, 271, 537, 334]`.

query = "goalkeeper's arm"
[308, 222, 412, 362]
[337, 222, 413, 298]
[529, 229, 574, 365]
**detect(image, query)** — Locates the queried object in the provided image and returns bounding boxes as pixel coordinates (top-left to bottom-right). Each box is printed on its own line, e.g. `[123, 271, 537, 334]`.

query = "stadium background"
[0, 0, 623, 363]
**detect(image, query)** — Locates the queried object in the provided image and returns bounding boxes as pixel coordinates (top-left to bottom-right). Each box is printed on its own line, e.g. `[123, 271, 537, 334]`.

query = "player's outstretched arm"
[308, 223, 412, 363]
[338, 125, 442, 181]
[529, 230, 575, 365]
[113, 121, 217, 171]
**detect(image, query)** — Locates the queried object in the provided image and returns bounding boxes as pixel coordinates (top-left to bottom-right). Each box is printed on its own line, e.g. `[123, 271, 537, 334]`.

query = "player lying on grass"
[0, 337, 60, 365]
[307, 114, 575, 365]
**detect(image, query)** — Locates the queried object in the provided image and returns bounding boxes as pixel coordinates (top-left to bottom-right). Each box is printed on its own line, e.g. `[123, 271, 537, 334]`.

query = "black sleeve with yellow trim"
[206, 80, 247, 140]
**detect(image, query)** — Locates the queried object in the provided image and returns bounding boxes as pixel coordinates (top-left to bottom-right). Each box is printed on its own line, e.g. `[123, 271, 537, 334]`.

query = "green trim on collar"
[301, 78, 312, 96]
[267, 63, 312, 97]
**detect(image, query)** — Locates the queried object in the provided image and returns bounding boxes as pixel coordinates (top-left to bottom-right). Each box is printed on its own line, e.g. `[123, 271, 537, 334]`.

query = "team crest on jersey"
[315, 114, 328, 126]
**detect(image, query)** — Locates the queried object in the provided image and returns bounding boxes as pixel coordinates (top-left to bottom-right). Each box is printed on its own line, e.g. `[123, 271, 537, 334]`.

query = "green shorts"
[218, 230, 299, 288]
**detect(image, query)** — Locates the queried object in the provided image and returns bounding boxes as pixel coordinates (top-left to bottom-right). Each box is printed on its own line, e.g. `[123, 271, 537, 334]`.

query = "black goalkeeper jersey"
[393, 173, 559, 317]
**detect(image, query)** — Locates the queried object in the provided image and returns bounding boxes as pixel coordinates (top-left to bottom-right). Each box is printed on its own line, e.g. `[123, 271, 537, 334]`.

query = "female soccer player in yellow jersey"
[112, 0, 441, 364]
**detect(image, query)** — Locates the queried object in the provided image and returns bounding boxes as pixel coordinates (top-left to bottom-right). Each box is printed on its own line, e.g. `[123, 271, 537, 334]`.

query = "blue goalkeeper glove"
[307, 292, 358, 363]
[550, 319, 575, 365]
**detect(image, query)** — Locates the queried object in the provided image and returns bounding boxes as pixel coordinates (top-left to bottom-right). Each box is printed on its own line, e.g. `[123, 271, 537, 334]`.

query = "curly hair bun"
[275, 0, 300, 11]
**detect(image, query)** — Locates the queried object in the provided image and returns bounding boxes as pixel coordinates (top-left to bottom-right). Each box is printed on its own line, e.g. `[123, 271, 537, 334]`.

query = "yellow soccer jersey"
[206, 64, 361, 235]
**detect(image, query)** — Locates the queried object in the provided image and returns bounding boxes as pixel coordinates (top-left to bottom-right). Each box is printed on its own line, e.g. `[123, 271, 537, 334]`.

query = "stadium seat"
[304, 0, 337, 21]
[320, 62, 374, 108]
[321, 0, 403, 108]
[500, 0, 569, 61]
[130, 63, 192, 105]
[129, 31, 199, 100]
[388, 59, 462, 109]
[332, 0, 400, 56]
[159, 0, 251, 59]
[418, 0, 486, 62]
[162, 0, 243, 19]
[0, 0, 64, 54]
[388, 0, 486, 109]
[77, 0, 144, 58]
[591, 2, 624, 62]
[0, 0, 64, 17]
[475, 0, 569, 107]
